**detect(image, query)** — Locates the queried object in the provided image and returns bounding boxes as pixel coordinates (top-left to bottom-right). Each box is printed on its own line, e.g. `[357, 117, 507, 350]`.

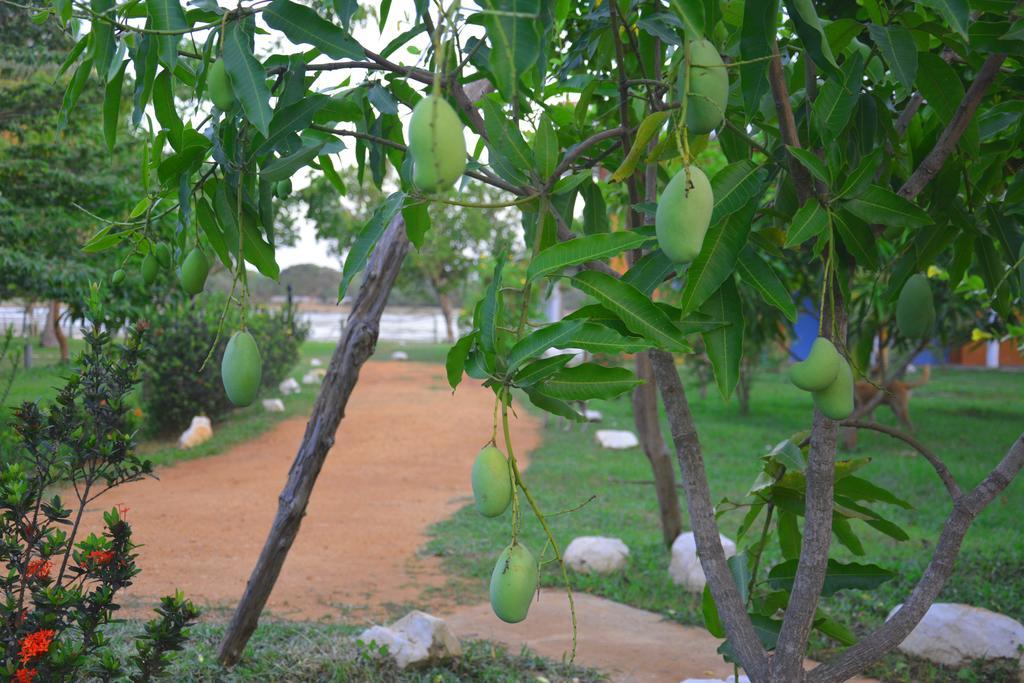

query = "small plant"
[1, 322, 197, 681]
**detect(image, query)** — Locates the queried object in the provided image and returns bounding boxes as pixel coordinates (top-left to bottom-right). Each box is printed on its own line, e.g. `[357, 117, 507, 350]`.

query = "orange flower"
[88, 550, 115, 566]
[116, 503, 130, 520]
[18, 629, 55, 664]
[12, 668, 37, 683]
[25, 559, 51, 580]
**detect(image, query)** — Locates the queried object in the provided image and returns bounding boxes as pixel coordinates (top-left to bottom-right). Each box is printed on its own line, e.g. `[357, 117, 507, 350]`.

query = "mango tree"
[46, 0, 1024, 681]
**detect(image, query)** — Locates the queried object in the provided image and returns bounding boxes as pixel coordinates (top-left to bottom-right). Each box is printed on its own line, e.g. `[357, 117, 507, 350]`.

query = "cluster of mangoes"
[655, 38, 728, 264]
[788, 338, 853, 420]
[110, 242, 174, 287]
[471, 445, 538, 624]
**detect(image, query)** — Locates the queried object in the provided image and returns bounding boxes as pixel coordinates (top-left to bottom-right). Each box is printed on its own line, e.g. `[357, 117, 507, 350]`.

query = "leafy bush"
[141, 298, 308, 435]
[1, 323, 197, 681]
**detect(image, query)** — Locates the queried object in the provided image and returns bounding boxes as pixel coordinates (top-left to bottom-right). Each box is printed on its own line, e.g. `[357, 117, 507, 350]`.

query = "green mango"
[678, 39, 728, 135]
[896, 274, 935, 339]
[408, 94, 467, 192]
[655, 166, 714, 263]
[141, 254, 159, 285]
[111, 269, 126, 286]
[180, 248, 210, 295]
[789, 337, 841, 392]
[154, 242, 172, 269]
[207, 60, 235, 111]
[812, 357, 854, 420]
[489, 543, 538, 624]
[471, 446, 512, 517]
[275, 179, 292, 198]
[221, 330, 263, 407]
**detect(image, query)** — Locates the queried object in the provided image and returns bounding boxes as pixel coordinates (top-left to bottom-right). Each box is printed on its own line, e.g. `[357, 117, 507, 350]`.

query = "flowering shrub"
[1, 323, 197, 681]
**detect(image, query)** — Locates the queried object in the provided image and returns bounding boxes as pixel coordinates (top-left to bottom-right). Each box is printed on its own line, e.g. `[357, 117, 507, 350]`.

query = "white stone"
[888, 602, 1024, 667]
[302, 369, 324, 385]
[262, 398, 285, 413]
[564, 536, 630, 574]
[279, 377, 301, 395]
[595, 429, 639, 450]
[391, 350, 409, 360]
[357, 611, 461, 669]
[669, 532, 737, 592]
[540, 346, 586, 367]
[680, 677, 749, 683]
[178, 416, 212, 449]
[310, 358, 323, 367]
[584, 409, 603, 422]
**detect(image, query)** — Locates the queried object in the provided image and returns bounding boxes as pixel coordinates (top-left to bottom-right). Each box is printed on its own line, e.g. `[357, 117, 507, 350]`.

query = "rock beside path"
[279, 377, 300, 395]
[669, 532, 736, 592]
[178, 416, 212, 449]
[564, 536, 629, 574]
[262, 398, 285, 413]
[596, 429, 639, 450]
[358, 611, 462, 669]
[888, 602, 1024, 668]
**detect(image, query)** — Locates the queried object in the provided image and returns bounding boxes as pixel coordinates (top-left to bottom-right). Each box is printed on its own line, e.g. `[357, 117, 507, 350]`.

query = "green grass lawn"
[425, 364, 1024, 683]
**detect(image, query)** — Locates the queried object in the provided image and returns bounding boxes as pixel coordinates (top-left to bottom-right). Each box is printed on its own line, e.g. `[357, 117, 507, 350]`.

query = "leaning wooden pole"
[218, 216, 410, 665]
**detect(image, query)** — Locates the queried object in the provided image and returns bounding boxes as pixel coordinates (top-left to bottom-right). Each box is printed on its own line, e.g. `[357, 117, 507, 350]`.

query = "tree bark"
[437, 290, 456, 344]
[632, 351, 683, 549]
[218, 216, 410, 665]
[40, 300, 59, 348]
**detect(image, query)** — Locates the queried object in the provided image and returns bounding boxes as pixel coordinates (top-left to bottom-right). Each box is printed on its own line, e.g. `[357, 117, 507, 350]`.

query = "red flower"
[116, 503, 130, 520]
[18, 629, 55, 664]
[25, 559, 51, 580]
[12, 668, 36, 683]
[88, 550, 115, 566]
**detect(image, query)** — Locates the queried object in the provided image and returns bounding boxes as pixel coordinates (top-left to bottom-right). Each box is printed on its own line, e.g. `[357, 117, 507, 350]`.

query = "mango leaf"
[784, 0, 839, 78]
[446, 332, 476, 390]
[622, 249, 675, 295]
[338, 192, 405, 300]
[402, 202, 431, 249]
[814, 612, 857, 646]
[524, 387, 585, 422]
[843, 185, 932, 227]
[566, 323, 654, 354]
[539, 363, 642, 401]
[667, 0, 703, 37]
[777, 510, 802, 559]
[609, 111, 670, 183]
[479, 252, 506, 355]
[254, 94, 330, 156]
[736, 247, 797, 322]
[223, 22, 273, 136]
[264, 0, 364, 58]
[241, 215, 280, 279]
[739, 0, 778, 114]
[699, 277, 743, 400]
[702, 585, 725, 638]
[832, 516, 866, 555]
[146, 0, 186, 69]
[481, 97, 533, 174]
[91, 0, 116, 80]
[506, 320, 584, 372]
[710, 160, 768, 224]
[812, 50, 864, 140]
[834, 476, 912, 509]
[832, 211, 879, 270]
[786, 146, 830, 187]
[917, 52, 978, 155]
[680, 209, 751, 314]
[580, 180, 609, 234]
[103, 60, 128, 151]
[260, 142, 325, 182]
[867, 23, 917, 90]
[785, 199, 829, 248]
[768, 559, 895, 596]
[478, 0, 541, 99]
[527, 230, 655, 281]
[514, 354, 572, 387]
[917, 0, 969, 38]
[534, 113, 559, 178]
[836, 148, 881, 199]
[571, 271, 688, 353]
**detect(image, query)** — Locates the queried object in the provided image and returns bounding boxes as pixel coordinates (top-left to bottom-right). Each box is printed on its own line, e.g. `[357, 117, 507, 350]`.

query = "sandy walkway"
[81, 361, 540, 621]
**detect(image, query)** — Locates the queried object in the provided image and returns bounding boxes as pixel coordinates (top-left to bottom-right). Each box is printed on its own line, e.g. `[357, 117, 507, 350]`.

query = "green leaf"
[580, 180, 609, 234]
[146, 0, 186, 69]
[867, 23, 917, 90]
[241, 214, 280, 279]
[264, 0, 365, 58]
[402, 202, 431, 249]
[446, 333, 476, 390]
[571, 271, 688, 353]
[843, 185, 932, 228]
[255, 94, 330, 156]
[479, 253, 506, 355]
[710, 161, 768, 224]
[786, 146, 830, 187]
[610, 111, 670, 183]
[338, 192, 405, 301]
[832, 211, 879, 270]
[524, 387, 585, 422]
[680, 211, 751, 313]
[917, 52, 978, 156]
[260, 142, 325, 182]
[622, 249, 675, 295]
[834, 476, 912, 509]
[702, 585, 725, 638]
[152, 69, 183, 142]
[539, 363, 643, 401]
[478, 0, 542, 99]
[785, 199, 829, 248]
[777, 510, 802, 559]
[533, 113, 559, 178]
[836, 149, 881, 199]
[917, 0, 969, 38]
[739, 0, 778, 114]
[566, 323, 653, 354]
[728, 553, 751, 605]
[514, 354, 572, 387]
[784, 0, 839, 77]
[736, 247, 797, 322]
[223, 22, 273, 136]
[91, 0, 116, 80]
[768, 559, 896, 596]
[506, 320, 584, 372]
[832, 516, 865, 555]
[58, 57, 93, 130]
[527, 230, 655, 281]
[814, 613, 857, 646]
[699, 277, 743, 400]
[103, 60, 128, 151]
[812, 50, 864, 140]
[481, 97, 533, 175]
[667, 0, 703, 37]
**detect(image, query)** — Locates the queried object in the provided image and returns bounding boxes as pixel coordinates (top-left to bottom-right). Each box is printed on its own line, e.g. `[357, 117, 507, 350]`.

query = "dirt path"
[82, 361, 540, 621]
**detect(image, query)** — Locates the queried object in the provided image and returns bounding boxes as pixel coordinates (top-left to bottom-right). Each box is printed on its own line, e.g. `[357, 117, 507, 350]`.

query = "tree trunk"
[437, 291, 456, 344]
[631, 351, 683, 549]
[40, 300, 59, 348]
[54, 312, 68, 363]
[217, 215, 411, 665]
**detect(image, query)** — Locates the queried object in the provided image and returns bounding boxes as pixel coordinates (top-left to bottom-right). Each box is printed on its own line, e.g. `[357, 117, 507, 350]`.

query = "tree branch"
[897, 53, 1006, 200]
[839, 420, 960, 499]
[649, 350, 770, 681]
[767, 41, 813, 205]
[809, 434, 1024, 683]
[544, 126, 628, 191]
